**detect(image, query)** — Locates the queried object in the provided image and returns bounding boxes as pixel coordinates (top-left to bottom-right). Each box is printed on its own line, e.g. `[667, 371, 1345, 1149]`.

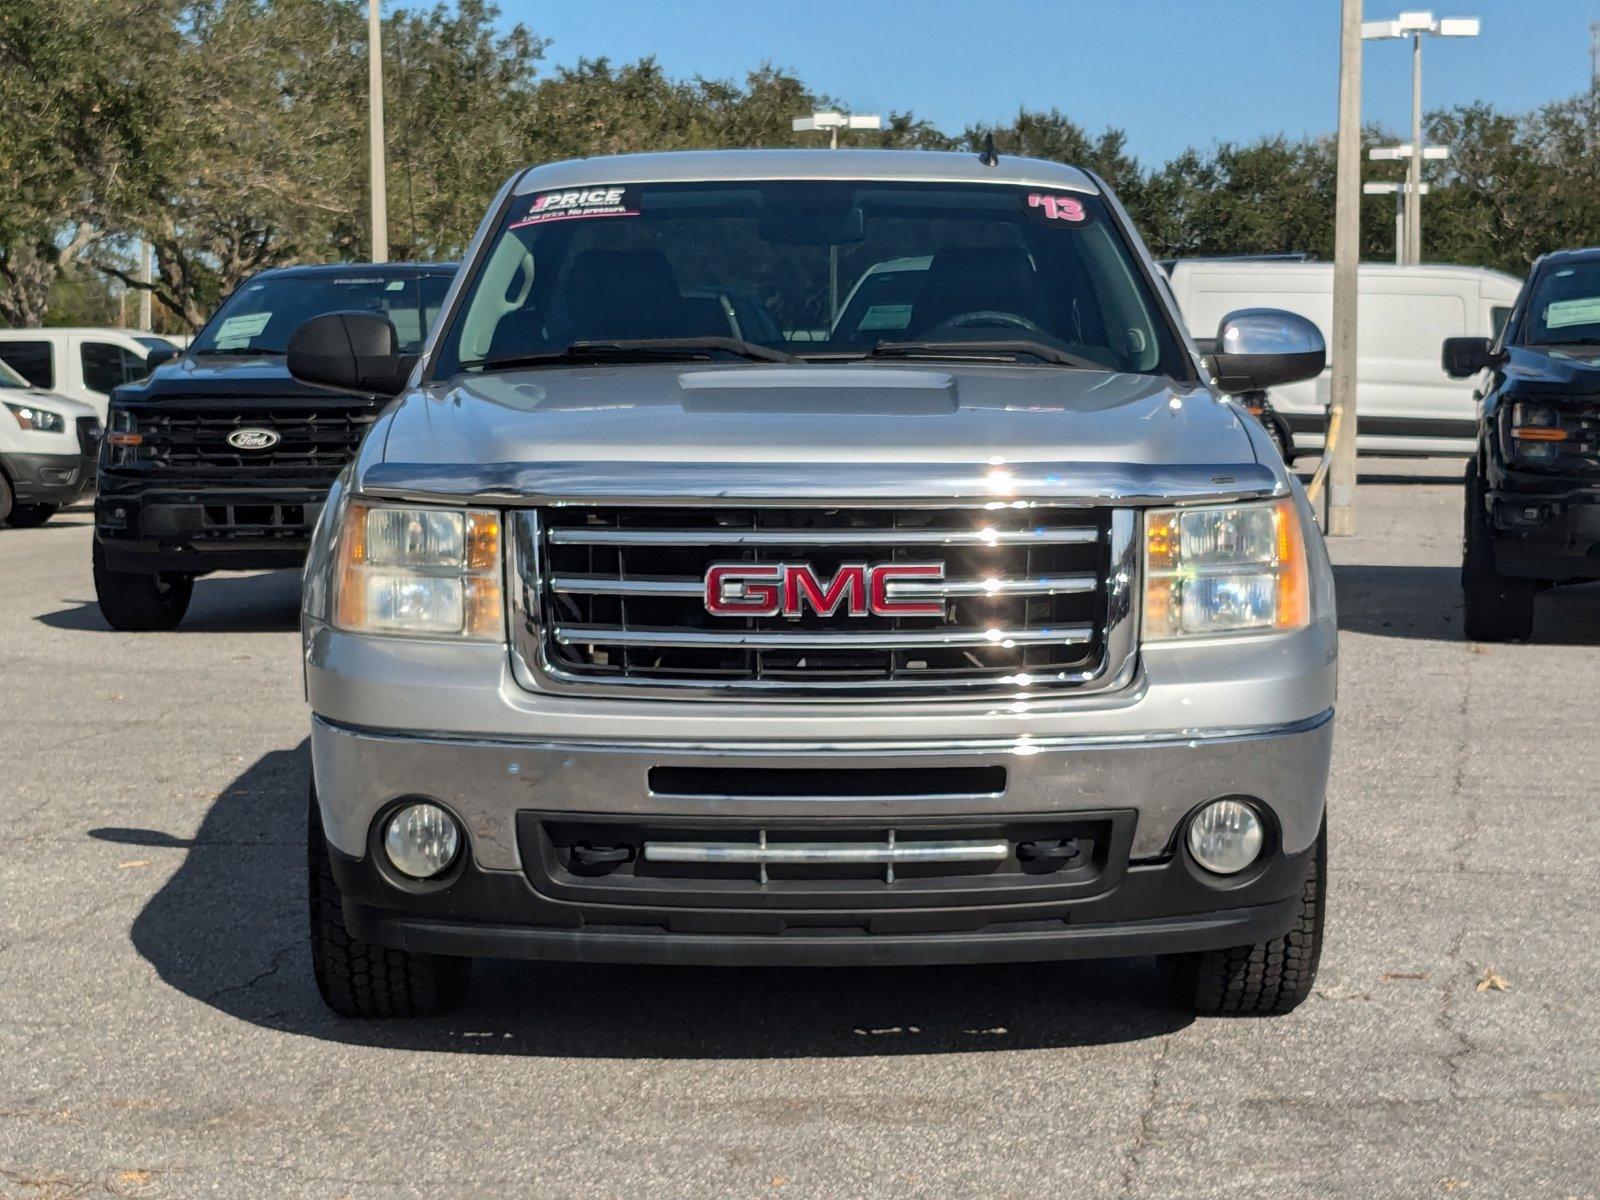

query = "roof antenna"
[979, 131, 999, 167]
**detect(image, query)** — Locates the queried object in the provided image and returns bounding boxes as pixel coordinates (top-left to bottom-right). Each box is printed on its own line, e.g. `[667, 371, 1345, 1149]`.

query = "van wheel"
[1163, 821, 1326, 1016]
[6, 503, 59, 528]
[0, 471, 13, 525]
[92, 540, 193, 630]
[1461, 459, 1537, 642]
[1264, 419, 1293, 464]
[308, 786, 471, 1019]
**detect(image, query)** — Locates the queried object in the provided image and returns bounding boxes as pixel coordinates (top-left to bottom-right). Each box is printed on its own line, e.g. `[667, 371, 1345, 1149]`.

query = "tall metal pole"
[1393, 191, 1404, 265]
[1328, 0, 1363, 536]
[136, 240, 152, 330]
[367, 0, 389, 263]
[1406, 32, 1423, 265]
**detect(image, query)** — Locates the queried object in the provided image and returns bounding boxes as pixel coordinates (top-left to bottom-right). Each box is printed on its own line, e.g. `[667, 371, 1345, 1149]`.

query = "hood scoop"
[676, 366, 957, 416]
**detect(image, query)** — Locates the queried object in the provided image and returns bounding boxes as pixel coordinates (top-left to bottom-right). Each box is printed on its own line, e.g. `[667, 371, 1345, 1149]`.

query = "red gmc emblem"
[704, 562, 945, 618]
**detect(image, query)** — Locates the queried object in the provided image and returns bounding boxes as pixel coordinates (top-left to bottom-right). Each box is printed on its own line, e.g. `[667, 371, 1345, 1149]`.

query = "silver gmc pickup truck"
[288, 149, 1336, 1019]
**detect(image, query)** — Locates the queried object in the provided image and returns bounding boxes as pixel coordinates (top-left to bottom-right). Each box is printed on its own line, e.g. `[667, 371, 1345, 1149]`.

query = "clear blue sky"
[497, 0, 1598, 166]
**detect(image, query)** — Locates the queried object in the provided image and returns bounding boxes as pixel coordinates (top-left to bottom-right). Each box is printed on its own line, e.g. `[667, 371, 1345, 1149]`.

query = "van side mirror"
[287, 311, 415, 397]
[1442, 336, 1497, 379]
[1207, 309, 1326, 394]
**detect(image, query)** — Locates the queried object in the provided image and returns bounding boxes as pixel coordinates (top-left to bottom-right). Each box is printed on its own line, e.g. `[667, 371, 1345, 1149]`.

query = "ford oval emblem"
[227, 428, 280, 451]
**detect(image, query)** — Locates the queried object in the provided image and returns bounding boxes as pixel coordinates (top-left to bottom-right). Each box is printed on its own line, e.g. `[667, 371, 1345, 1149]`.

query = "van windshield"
[431, 180, 1187, 380]
[1522, 261, 1600, 345]
[192, 272, 453, 356]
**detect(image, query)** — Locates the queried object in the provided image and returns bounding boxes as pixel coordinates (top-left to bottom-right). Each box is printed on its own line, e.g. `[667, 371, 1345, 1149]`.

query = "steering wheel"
[923, 310, 1049, 337]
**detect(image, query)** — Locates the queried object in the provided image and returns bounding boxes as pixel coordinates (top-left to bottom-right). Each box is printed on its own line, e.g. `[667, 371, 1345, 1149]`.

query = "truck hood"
[1503, 344, 1600, 394]
[377, 362, 1257, 474]
[112, 352, 370, 404]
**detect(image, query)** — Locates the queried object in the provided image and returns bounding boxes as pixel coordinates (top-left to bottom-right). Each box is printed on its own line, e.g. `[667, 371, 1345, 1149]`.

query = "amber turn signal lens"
[1510, 427, 1567, 442]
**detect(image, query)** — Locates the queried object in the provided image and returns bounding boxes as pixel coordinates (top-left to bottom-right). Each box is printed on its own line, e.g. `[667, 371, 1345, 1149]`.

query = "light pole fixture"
[791, 111, 883, 151]
[792, 111, 883, 323]
[1367, 144, 1448, 261]
[1362, 11, 1478, 265]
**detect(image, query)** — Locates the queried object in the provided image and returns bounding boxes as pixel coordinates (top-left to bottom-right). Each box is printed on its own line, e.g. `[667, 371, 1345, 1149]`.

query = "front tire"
[1163, 822, 1326, 1016]
[6, 503, 59, 528]
[308, 787, 471, 1018]
[92, 540, 193, 631]
[1461, 458, 1537, 642]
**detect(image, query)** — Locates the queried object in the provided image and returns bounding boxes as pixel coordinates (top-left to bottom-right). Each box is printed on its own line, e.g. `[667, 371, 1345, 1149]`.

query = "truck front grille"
[137, 405, 376, 476]
[512, 505, 1136, 697]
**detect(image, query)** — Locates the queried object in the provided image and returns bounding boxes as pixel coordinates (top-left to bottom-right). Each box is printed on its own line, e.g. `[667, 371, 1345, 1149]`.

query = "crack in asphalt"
[1115, 1038, 1170, 1197]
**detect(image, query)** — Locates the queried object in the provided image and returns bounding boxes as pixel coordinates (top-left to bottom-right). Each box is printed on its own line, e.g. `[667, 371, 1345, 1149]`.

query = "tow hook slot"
[1016, 837, 1082, 863]
[569, 842, 636, 873]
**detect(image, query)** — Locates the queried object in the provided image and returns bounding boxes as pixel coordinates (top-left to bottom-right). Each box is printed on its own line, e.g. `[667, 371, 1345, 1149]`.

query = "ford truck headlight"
[4, 401, 64, 433]
[1143, 498, 1309, 640]
[333, 501, 504, 639]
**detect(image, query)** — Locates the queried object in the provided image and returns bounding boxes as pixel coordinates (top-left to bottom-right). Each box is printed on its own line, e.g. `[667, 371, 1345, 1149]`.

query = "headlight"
[4, 401, 64, 433]
[1509, 401, 1566, 463]
[1143, 498, 1310, 640]
[333, 501, 504, 639]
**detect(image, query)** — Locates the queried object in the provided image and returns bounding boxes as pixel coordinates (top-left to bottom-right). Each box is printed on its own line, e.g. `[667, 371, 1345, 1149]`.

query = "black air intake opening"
[647, 765, 1006, 799]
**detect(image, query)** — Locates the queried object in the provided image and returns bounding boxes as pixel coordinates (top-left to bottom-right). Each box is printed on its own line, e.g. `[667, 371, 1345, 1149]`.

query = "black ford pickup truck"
[94, 262, 455, 629]
[1447, 247, 1600, 641]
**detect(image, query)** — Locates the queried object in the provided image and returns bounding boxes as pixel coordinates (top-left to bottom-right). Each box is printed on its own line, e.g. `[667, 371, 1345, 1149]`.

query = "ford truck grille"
[137, 405, 377, 476]
[512, 505, 1136, 697]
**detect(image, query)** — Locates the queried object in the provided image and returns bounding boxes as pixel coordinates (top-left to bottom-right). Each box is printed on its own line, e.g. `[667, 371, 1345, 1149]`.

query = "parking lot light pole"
[792, 111, 882, 321]
[1326, 0, 1364, 537]
[1363, 179, 1432, 264]
[368, 0, 389, 264]
[1367, 145, 1446, 262]
[1362, 12, 1479, 266]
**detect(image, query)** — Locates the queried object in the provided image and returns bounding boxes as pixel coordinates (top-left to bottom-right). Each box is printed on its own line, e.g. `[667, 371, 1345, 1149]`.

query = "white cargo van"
[1167, 260, 1522, 456]
[0, 328, 177, 424]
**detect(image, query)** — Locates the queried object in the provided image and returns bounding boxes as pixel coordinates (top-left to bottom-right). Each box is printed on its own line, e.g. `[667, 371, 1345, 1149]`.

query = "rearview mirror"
[287, 311, 415, 397]
[1441, 336, 1497, 379]
[1208, 309, 1326, 394]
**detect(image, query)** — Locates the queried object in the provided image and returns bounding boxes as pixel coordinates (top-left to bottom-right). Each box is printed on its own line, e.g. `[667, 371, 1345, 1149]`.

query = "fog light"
[1186, 799, 1264, 875]
[383, 802, 461, 879]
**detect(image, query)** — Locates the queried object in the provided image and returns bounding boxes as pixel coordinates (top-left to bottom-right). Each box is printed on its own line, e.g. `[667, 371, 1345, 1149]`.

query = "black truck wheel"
[1461, 459, 1537, 642]
[1163, 822, 1326, 1016]
[5, 503, 60, 528]
[308, 787, 471, 1019]
[92, 540, 194, 631]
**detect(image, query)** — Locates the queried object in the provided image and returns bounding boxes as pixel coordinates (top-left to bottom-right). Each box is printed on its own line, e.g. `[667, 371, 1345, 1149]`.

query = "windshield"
[192, 271, 454, 356]
[1521, 261, 1600, 345]
[431, 180, 1187, 379]
[0, 359, 29, 389]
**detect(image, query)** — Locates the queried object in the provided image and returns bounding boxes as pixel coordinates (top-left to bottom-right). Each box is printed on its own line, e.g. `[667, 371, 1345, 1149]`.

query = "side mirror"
[144, 345, 181, 371]
[287, 311, 415, 397]
[1442, 336, 1497, 379]
[1208, 308, 1326, 394]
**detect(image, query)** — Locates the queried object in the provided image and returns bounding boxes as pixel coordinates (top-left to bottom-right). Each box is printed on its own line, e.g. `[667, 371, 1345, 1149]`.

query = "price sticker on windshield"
[1022, 193, 1093, 226]
[511, 187, 639, 229]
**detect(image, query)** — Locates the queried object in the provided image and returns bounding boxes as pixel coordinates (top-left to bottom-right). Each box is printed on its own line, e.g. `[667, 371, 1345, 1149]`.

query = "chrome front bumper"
[310, 708, 1332, 870]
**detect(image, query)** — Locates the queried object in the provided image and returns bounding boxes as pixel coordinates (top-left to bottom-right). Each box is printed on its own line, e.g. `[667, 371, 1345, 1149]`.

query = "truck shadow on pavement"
[37, 570, 302, 634]
[1333, 563, 1600, 645]
[95, 743, 1194, 1057]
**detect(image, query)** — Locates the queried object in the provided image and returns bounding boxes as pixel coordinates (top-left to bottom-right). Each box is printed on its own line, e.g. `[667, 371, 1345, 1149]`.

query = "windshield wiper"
[868, 339, 1105, 370]
[194, 346, 285, 356]
[462, 337, 791, 372]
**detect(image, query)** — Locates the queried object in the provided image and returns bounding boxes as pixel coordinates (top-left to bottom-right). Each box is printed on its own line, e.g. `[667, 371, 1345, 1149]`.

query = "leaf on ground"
[1475, 966, 1511, 993]
[117, 860, 151, 870]
[1380, 971, 1431, 982]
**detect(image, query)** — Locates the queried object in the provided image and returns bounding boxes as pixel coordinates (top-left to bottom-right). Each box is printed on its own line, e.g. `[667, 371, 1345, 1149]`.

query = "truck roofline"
[511, 149, 1101, 195]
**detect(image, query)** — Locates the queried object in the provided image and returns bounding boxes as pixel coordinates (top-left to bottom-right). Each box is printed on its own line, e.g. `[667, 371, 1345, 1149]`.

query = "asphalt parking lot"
[3, 458, 1598, 1199]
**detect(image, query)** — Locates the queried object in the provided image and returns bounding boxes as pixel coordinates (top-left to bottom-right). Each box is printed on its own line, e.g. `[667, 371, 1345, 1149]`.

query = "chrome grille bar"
[546, 526, 1101, 547]
[548, 573, 1098, 598]
[554, 625, 1093, 649]
[643, 837, 1010, 865]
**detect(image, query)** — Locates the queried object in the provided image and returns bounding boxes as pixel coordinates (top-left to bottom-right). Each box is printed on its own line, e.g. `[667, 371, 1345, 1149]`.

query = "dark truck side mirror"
[287, 310, 415, 397]
[144, 344, 182, 371]
[1441, 336, 1498, 379]
[1207, 309, 1326, 394]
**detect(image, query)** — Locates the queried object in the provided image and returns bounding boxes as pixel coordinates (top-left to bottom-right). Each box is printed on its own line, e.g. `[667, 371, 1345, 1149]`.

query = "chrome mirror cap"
[1209, 308, 1326, 394]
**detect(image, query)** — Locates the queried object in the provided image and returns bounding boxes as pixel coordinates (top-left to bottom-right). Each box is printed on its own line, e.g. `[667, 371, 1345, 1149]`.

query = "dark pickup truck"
[1447, 246, 1600, 641]
[94, 262, 455, 629]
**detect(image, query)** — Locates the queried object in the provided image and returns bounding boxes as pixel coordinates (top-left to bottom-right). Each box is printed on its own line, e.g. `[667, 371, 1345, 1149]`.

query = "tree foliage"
[3, 1, 1599, 329]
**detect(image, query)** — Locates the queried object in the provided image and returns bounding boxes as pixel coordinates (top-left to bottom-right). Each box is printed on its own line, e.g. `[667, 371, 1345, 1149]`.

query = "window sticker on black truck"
[510, 187, 638, 229]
